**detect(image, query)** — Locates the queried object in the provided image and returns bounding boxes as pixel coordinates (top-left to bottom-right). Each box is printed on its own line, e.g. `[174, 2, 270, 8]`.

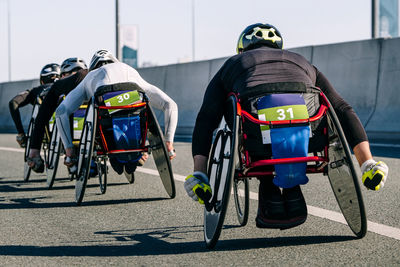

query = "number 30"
[117, 93, 130, 103]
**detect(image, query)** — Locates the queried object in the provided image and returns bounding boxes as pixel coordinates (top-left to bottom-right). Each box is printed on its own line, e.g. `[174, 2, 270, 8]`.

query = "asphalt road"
[0, 134, 399, 266]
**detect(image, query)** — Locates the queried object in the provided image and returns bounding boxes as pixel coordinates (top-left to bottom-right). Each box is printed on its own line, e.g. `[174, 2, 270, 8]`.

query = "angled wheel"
[46, 124, 61, 189]
[147, 105, 176, 198]
[204, 95, 239, 249]
[233, 176, 249, 226]
[23, 117, 35, 181]
[326, 106, 367, 238]
[75, 99, 97, 205]
[98, 157, 107, 194]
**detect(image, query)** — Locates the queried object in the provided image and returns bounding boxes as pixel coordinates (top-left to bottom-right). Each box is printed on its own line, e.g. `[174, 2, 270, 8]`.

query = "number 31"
[276, 108, 294, 120]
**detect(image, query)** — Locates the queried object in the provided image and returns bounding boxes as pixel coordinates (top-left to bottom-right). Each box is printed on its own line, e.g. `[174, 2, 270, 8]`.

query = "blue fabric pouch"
[256, 94, 310, 188]
[270, 126, 309, 188]
[112, 115, 142, 163]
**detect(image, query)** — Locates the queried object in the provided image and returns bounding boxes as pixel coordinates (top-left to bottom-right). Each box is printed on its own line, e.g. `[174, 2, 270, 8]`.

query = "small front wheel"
[233, 176, 249, 226]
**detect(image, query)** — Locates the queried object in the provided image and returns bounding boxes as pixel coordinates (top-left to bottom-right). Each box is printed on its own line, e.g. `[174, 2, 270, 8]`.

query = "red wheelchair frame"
[235, 90, 330, 178]
[202, 86, 366, 249]
[75, 84, 176, 205]
[96, 101, 149, 156]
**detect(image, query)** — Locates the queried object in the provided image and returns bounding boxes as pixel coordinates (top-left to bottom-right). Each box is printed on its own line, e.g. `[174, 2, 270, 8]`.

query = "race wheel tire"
[46, 125, 61, 189]
[233, 176, 249, 226]
[326, 105, 367, 238]
[75, 100, 97, 205]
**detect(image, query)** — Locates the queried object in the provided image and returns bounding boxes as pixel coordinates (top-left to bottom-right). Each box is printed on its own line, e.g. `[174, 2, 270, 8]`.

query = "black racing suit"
[192, 46, 367, 158]
[30, 69, 88, 150]
[9, 84, 51, 135]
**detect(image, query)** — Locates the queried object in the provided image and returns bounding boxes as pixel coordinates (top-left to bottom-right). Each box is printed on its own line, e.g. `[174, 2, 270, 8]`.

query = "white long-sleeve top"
[56, 62, 178, 149]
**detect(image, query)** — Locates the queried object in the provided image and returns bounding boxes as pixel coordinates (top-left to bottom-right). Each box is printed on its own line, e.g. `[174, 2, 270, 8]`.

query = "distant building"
[120, 25, 138, 68]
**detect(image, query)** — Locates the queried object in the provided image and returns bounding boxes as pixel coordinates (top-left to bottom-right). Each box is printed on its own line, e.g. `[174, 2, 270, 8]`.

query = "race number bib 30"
[103, 90, 141, 114]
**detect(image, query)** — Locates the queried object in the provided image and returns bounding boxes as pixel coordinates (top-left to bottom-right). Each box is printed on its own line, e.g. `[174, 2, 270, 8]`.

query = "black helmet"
[60, 57, 88, 75]
[89, 49, 118, 71]
[236, 23, 283, 53]
[40, 63, 60, 84]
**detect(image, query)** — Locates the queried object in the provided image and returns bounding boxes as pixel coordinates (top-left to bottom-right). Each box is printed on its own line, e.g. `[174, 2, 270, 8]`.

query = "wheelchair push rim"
[204, 95, 239, 249]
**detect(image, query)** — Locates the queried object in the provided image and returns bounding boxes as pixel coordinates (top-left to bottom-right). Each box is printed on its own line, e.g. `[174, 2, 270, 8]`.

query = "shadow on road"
[0, 225, 356, 256]
[0, 181, 127, 193]
[0, 196, 168, 210]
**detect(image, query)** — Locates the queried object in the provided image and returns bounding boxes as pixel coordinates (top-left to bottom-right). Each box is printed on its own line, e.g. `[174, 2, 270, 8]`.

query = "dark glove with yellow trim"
[184, 171, 212, 204]
[361, 160, 388, 191]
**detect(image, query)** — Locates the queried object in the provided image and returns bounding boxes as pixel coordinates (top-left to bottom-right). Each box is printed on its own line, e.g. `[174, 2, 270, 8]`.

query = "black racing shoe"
[255, 180, 287, 229]
[124, 163, 137, 174]
[123, 167, 135, 184]
[123, 163, 137, 184]
[109, 157, 123, 175]
[281, 186, 308, 230]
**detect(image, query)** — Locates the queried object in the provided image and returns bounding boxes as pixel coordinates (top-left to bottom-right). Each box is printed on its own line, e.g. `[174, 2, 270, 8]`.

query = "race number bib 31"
[257, 94, 311, 188]
[257, 94, 310, 144]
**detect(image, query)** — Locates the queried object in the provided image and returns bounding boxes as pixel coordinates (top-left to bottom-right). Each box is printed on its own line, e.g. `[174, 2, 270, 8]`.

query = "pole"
[192, 0, 195, 61]
[372, 0, 379, 38]
[7, 0, 11, 81]
[116, 0, 120, 59]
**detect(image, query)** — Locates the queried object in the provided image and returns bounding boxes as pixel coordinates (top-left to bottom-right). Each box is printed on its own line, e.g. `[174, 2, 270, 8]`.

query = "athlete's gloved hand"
[184, 171, 212, 204]
[361, 160, 388, 191]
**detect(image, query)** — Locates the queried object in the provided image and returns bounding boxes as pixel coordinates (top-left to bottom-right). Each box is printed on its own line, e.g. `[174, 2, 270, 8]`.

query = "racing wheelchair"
[199, 82, 367, 249]
[74, 82, 176, 205]
[45, 104, 87, 189]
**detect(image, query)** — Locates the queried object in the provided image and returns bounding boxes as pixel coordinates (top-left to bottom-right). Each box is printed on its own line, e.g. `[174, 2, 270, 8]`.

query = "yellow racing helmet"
[237, 23, 283, 53]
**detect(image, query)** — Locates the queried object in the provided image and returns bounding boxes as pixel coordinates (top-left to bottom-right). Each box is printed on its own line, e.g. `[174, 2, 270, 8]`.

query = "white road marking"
[1, 147, 399, 241]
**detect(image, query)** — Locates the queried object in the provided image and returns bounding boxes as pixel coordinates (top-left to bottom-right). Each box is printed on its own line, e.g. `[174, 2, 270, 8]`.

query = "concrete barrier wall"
[365, 38, 400, 141]
[311, 39, 381, 125]
[1, 38, 399, 143]
[0, 79, 39, 133]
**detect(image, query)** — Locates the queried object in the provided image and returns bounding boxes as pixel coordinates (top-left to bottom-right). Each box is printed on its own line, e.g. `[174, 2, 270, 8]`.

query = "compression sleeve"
[192, 68, 226, 157]
[9, 90, 30, 134]
[56, 75, 90, 149]
[315, 68, 368, 148]
[131, 70, 178, 142]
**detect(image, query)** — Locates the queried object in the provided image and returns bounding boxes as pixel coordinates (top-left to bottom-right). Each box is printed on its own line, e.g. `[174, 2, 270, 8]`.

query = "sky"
[0, 0, 375, 83]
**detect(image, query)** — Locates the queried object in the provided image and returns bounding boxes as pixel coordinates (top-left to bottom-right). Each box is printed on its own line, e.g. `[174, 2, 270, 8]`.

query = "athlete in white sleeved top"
[55, 50, 178, 173]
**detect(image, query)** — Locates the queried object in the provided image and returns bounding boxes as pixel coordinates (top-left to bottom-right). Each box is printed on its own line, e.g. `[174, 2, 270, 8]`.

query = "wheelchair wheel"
[23, 117, 34, 181]
[204, 96, 239, 249]
[147, 105, 176, 198]
[98, 158, 107, 194]
[46, 124, 61, 189]
[326, 106, 367, 238]
[233, 176, 249, 226]
[75, 100, 97, 205]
